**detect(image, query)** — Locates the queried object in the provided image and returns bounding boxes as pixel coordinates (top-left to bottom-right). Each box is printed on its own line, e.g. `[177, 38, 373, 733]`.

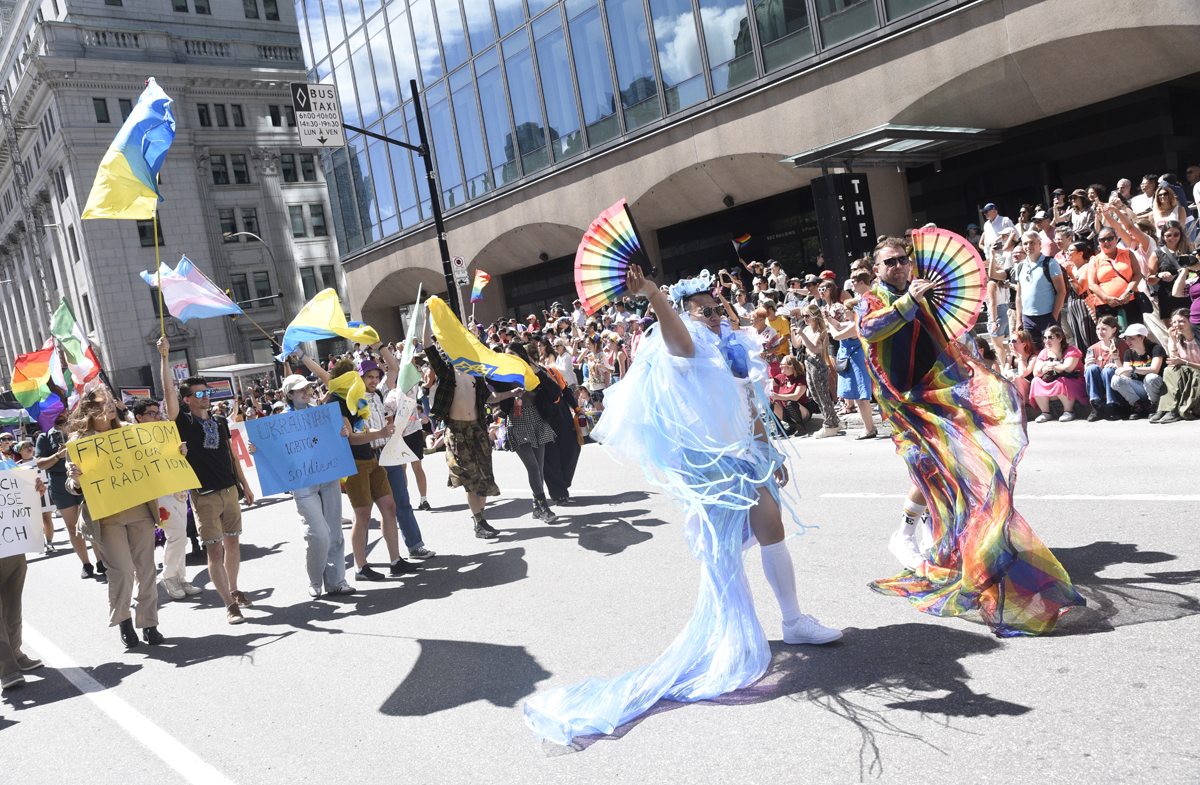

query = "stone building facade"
[0, 0, 343, 393]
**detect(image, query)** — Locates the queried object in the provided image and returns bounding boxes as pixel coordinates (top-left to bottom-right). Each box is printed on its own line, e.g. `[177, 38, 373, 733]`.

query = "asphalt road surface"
[5, 420, 1198, 784]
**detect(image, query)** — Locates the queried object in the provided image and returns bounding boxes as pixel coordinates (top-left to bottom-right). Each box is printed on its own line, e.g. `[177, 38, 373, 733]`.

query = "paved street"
[4, 421, 1199, 784]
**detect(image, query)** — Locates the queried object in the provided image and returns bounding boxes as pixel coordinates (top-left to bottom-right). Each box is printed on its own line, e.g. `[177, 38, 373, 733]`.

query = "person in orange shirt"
[1088, 228, 1143, 330]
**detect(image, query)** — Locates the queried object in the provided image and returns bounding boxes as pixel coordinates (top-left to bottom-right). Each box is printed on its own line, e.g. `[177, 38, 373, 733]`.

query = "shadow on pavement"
[557, 623, 1019, 780]
[380, 638, 551, 716]
[138, 630, 297, 668]
[1051, 540, 1200, 635]
[250, 548, 530, 633]
[491, 509, 668, 556]
[2, 660, 144, 711]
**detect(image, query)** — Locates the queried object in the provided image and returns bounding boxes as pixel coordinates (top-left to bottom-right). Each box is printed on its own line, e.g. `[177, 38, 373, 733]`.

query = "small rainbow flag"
[11, 339, 55, 408]
[471, 271, 490, 303]
[732, 233, 751, 256]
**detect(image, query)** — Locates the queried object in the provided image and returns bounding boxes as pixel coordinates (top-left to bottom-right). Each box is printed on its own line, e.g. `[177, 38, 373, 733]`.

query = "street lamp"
[222, 231, 288, 324]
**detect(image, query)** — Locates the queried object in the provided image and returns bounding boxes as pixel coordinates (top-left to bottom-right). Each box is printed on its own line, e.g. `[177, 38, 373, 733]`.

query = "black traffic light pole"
[342, 79, 463, 323]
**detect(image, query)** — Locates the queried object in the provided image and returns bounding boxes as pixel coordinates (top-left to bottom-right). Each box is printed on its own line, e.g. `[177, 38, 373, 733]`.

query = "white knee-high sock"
[760, 541, 801, 625]
[901, 498, 926, 537]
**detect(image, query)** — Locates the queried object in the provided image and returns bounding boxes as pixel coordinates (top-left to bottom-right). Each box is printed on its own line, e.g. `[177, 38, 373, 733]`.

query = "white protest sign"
[0, 469, 45, 558]
[379, 397, 419, 467]
[227, 421, 265, 499]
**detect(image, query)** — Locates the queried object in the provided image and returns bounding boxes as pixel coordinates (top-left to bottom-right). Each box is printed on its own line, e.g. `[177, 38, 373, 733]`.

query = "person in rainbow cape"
[857, 237, 1085, 637]
[523, 265, 841, 746]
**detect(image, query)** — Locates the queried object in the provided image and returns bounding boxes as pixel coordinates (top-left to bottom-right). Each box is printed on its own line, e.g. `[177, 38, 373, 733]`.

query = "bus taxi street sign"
[292, 83, 346, 148]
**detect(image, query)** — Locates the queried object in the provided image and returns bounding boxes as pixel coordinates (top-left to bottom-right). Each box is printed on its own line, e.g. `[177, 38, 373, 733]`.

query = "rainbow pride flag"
[732, 233, 751, 250]
[140, 256, 244, 321]
[81, 78, 176, 220]
[470, 271, 490, 303]
[11, 339, 55, 408]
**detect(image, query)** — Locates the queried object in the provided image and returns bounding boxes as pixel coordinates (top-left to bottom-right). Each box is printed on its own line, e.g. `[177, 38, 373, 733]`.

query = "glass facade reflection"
[302, 0, 947, 256]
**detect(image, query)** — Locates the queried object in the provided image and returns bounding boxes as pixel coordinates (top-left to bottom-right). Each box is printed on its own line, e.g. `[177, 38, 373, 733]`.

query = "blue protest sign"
[244, 403, 354, 496]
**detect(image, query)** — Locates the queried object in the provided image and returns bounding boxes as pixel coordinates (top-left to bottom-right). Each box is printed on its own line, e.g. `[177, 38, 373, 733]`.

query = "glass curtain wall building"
[296, 0, 950, 257]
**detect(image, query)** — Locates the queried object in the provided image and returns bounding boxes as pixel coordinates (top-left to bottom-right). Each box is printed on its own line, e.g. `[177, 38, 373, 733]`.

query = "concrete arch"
[890, 24, 1200, 130]
[466, 221, 589, 323]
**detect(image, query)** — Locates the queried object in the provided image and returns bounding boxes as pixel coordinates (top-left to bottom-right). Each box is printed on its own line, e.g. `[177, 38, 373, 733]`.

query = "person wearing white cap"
[1110, 324, 1166, 419]
[278, 374, 355, 598]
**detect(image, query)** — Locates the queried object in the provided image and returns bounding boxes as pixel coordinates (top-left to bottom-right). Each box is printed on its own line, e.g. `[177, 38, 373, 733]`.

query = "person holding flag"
[160, 337, 258, 625]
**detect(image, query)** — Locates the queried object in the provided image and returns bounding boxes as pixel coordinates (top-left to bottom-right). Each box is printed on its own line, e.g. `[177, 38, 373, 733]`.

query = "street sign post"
[292, 83, 346, 148]
[451, 256, 469, 286]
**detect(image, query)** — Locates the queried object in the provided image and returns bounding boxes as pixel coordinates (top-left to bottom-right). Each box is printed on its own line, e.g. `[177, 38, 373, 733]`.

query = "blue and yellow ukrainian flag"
[427, 296, 539, 389]
[81, 77, 176, 219]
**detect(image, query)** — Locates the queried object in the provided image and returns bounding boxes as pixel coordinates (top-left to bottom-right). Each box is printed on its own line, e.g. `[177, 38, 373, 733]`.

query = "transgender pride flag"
[140, 256, 244, 321]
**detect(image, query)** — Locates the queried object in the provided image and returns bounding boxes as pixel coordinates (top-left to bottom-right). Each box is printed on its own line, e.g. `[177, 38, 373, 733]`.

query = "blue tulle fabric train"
[523, 318, 794, 745]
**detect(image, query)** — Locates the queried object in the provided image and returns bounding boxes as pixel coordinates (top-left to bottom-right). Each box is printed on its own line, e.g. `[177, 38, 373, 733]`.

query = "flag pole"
[154, 202, 164, 339]
[237, 311, 284, 350]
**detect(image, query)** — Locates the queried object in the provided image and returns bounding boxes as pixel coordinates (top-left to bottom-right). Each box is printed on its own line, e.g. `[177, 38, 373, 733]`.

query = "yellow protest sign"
[67, 422, 200, 519]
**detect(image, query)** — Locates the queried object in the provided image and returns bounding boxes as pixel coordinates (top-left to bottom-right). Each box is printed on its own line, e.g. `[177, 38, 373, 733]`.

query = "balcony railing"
[32, 22, 304, 69]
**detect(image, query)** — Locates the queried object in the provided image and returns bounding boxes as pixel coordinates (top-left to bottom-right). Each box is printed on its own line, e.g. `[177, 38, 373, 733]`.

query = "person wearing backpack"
[1012, 231, 1067, 351]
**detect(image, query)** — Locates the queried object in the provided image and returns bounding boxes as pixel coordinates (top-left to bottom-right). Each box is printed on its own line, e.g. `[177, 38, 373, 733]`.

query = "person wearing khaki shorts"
[160, 337, 257, 625]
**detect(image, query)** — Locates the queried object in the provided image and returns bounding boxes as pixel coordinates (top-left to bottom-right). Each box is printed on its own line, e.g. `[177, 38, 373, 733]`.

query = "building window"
[82, 293, 94, 331]
[198, 104, 211, 126]
[68, 225, 80, 261]
[319, 265, 338, 295]
[253, 271, 272, 302]
[250, 338, 274, 363]
[269, 105, 281, 126]
[194, 0, 209, 12]
[211, 155, 229, 184]
[605, 0, 661, 131]
[219, 208, 238, 239]
[310, 204, 327, 236]
[263, 0, 279, 20]
[214, 104, 228, 127]
[137, 219, 165, 247]
[231, 104, 244, 127]
[93, 98, 110, 123]
[104, 0, 121, 5]
[300, 153, 317, 181]
[300, 267, 317, 299]
[289, 205, 306, 237]
[230, 273, 250, 304]
[241, 207, 259, 236]
[280, 154, 297, 182]
[755, 0, 814, 71]
[231, 154, 250, 184]
[118, 98, 133, 120]
[284, 106, 296, 127]
[173, 0, 188, 11]
[243, 0, 259, 17]
[149, 286, 165, 317]
[815, 0, 878, 48]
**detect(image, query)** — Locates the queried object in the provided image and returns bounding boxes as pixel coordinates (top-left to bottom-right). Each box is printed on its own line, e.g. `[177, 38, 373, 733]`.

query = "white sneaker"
[783, 614, 843, 644]
[307, 585, 322, 598]
[161, 577, 186, 600]
[888, 530, 925, 572]
[179, 580, 202, 596]
[815, 426, 841, 439]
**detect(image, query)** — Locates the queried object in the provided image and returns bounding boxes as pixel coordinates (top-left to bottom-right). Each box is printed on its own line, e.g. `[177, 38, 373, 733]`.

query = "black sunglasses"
[1098, 236, 1117, 243]
[880, 256, 910, 268]
[693, 306, 720, 318]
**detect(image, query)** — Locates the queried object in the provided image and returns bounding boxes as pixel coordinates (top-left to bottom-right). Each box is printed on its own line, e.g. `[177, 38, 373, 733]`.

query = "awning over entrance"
[781, 125, 1002, 170]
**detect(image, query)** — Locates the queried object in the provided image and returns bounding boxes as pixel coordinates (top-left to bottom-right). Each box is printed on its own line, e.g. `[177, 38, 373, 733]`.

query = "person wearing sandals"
[790, 304, 842, 438]
[1030, 326, 1086, 422]
[829, 273, 877, 440]
[35, 414, 104, 580]
[65, 389, 177, 648]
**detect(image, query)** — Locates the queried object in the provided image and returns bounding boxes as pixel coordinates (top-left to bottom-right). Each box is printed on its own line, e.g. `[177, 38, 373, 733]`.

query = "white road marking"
[821, 493, 1200, 501]
[22, 626, 237, 785]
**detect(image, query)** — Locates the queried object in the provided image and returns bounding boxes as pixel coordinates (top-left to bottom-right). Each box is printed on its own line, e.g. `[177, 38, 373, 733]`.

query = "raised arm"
[379, 342, 399, 389]
[159, 335, 179, 421]
[627, 264, 693, 358]
[295, 350, 332, 384]
[825, 312, 858, 342]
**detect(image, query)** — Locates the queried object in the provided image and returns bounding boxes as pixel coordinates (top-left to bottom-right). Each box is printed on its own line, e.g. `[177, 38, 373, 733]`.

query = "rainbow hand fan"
[575, 199, 656, 315]
[910, 227, 986, 343]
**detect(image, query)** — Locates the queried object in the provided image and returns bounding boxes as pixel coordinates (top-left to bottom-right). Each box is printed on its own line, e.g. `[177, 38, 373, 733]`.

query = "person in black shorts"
[35, 413, 104, 580]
